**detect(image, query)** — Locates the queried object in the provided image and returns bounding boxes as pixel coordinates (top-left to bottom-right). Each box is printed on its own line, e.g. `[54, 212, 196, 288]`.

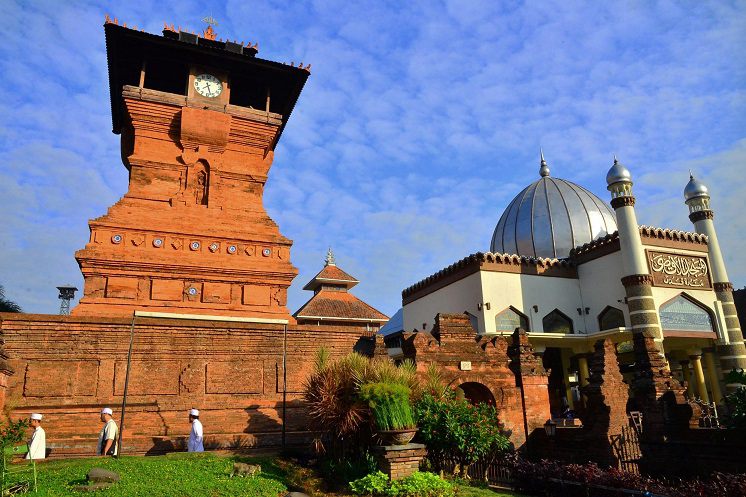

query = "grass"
[13, 453, 287, 497]
[7, 453, 528, 497]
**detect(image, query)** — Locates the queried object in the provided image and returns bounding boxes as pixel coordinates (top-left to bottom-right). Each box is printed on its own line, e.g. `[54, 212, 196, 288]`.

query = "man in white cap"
[98, 408, 118, 456]
[26, 413, 45, 460]
[187, 409, 203, 452]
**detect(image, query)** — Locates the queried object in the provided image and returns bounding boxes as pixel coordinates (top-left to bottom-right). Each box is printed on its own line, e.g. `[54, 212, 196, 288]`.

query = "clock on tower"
[73, 16, 310, 320]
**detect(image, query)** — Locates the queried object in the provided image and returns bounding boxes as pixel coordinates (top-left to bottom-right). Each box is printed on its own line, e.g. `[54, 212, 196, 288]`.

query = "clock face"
[194, 73, 222, 98]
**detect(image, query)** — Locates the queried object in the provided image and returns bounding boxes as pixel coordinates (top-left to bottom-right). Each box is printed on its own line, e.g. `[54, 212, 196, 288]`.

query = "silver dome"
[684, 174, 709, 201]
[491, 165, 617, 259]
[605, 156, 631, 186]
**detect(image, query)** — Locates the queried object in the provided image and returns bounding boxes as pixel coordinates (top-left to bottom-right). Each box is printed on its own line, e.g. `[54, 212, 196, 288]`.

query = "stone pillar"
[679, 360, 693, 399]
[577, 353, 590, 406]
[561, 348, 575, 410]
[685, 174, 746, 371]
[703, 349, 724, 406]
[632, 332, 697, 441]
[370, 443, 427, 481]
[689, 353, 709, 403]
[714, 282, 746, 373]
[581, 339, 630, 468]
[508, 328, 550, 448]
[621, 275, 663, 347]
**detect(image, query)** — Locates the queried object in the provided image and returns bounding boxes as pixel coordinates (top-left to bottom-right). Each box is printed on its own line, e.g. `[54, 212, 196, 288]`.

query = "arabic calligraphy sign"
[647, 250, 711, 289]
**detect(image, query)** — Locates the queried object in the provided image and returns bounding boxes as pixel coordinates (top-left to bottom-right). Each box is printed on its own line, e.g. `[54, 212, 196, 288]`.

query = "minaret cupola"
[606, 155, 633, 201]
[684, 172, 712, 215]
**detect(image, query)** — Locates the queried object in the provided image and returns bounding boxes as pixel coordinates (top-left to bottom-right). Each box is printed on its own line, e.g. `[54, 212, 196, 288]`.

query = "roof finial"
[689, 169, 694, 180]
[614, 153, 618, 164]
[325, 246, 336, 267]
[539, 148, 550, 177]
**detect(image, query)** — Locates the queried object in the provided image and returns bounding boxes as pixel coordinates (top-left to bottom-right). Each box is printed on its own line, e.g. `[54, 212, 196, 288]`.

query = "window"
[598, 306, 625, 331]
[495, 307, 530, 333]
[542, 309, 573, 334]
[660, 295, 714, 333]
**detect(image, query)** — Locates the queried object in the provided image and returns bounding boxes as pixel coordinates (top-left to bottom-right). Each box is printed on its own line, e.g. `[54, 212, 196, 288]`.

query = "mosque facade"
[396, 155, 745, 413]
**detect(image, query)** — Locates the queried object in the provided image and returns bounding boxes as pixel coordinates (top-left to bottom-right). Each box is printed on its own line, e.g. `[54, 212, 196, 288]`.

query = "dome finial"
[689, 169, 694, 180]
[614, 153, 618, 164]
[539, 148, 550, 177]
[325, 246, 336, 266]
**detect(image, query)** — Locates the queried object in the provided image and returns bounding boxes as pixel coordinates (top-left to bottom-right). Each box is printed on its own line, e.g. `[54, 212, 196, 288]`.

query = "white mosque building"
[392, 154, 745, 413]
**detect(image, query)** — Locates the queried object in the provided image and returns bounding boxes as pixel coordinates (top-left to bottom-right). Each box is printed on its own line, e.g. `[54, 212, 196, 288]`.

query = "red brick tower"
[74, 18, 309, 320]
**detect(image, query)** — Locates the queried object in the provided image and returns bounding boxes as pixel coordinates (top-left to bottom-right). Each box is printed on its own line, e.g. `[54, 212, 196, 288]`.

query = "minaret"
[684, 174, 746, 371]
[605, 157, 664, 344]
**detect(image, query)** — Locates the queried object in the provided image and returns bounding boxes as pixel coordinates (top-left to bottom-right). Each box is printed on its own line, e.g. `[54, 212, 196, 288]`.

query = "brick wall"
[0, 313, 373, 457]
[400, 314, 550, 449]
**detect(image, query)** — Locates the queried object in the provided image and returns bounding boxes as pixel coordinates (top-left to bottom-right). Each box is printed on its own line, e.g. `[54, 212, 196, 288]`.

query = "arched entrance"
[455, 382, 496, 405]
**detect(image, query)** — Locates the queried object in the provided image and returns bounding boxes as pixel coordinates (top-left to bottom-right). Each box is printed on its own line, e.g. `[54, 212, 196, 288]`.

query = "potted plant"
[359, 382, 417, 445]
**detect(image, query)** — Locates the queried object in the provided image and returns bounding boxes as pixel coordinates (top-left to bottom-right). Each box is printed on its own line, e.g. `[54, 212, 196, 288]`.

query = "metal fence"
[440, 457, 514, 487]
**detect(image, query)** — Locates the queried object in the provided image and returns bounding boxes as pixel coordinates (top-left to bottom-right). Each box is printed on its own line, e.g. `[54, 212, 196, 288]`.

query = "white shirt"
[188, 419, 204, 452]
[98, 419, 118, 456]
[26, 426, 45, 460]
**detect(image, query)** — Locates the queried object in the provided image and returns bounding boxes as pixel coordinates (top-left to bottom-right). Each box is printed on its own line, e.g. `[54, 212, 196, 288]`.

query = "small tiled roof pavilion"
[294, 248, 388, 330]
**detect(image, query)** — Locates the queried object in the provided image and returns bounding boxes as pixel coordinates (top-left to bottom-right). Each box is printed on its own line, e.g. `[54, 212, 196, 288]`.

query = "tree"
[0, 285, 21, 313]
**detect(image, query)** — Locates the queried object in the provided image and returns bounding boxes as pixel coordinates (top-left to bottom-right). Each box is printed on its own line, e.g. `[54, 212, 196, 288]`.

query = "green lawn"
[16, 453, 286, 497]
[8, 453, 527, 497]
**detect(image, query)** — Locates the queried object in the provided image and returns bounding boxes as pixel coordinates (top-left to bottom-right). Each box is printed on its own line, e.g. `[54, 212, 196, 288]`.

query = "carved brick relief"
[24, 361, 99, 397]
[114, 360, 180, 396]
[206, 361, 263, 394]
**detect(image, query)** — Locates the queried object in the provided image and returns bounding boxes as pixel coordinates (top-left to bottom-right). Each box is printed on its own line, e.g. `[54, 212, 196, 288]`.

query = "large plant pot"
[377, 428, 418, 446]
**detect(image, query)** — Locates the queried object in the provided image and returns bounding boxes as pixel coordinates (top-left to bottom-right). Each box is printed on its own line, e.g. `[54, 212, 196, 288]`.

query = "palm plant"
[303, 349, 419, 459]
[0, 285, 21, 313]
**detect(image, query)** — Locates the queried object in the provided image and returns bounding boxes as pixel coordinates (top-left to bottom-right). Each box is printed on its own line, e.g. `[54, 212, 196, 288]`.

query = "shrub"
[724, 369, 746, 428]
[349, 470, 389, 495]
[359, 383, 416, 431]
[0, 418, 28, 449]
[508, 455, 746, 497]
[415, 390, 510, 474]
[349, 471, 455, 497]
[303, 349, 418, 462]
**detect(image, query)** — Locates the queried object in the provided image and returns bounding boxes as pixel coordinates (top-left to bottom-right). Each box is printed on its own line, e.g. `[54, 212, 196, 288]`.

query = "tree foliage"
[0, 285, 22, 313]
[415, 390, 510, 474]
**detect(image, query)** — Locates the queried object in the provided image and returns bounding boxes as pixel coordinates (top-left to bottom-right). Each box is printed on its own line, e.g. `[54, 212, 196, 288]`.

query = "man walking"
[26, 413, 45, 460]
[187, 408, 203, 452]
[98, 408, 118, 456]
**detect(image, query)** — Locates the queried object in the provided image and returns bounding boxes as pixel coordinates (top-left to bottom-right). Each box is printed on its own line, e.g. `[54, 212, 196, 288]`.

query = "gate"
[610, 424, 642, 475]
[442, 457, 514, 487]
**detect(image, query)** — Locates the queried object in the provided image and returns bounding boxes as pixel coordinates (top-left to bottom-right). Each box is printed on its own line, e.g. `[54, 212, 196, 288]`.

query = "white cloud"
[1, 0, 745, 316]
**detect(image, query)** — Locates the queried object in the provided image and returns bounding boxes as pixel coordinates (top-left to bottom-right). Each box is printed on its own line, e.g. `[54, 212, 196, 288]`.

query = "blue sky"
[1, 0, 745, 317]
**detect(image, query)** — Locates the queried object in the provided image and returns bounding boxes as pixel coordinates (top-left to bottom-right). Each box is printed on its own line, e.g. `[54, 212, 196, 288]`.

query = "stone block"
[202, 282, 231, 304]
[114, 360, 180, 396]
[24, 361, 99, 397]
[206, 361, 263, 394]
[151, 279, 184, 301]
[243, 285, 271, 306]
[87, 468, 121, 483]
[106, 277, 139, 299]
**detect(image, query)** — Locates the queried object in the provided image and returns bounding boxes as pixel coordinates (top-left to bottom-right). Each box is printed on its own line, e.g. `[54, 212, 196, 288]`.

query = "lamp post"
[56, 285, 78, 315]
[544, 418, 556, 460]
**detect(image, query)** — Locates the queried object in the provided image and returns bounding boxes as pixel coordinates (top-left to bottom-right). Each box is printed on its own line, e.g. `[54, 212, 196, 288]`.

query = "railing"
[440, 457, 513, 487]
[687, 398, 720, 428]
